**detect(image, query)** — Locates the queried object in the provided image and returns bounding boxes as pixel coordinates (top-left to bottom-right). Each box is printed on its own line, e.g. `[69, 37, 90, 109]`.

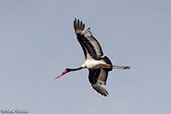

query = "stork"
[56, 19, 130, 96]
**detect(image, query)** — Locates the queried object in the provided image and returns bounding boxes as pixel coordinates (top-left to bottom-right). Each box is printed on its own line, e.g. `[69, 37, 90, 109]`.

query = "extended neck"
[69, 67, 83, 71]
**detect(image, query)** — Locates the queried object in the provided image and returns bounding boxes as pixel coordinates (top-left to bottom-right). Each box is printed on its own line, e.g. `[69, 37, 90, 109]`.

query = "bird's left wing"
[88, 69, 109, 96]
[73, 19, 87, 58]
[83, 28, 103, 58]
[73, 19, 103, 59]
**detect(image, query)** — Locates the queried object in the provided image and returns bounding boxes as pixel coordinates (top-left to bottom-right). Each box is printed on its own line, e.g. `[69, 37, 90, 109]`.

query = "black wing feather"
[73, 19, 87, 58]
[73, 19, 103, 59]
[88, 69, 101, 84]
[77, 34, 98, 59]
[88, 69, 109, 96]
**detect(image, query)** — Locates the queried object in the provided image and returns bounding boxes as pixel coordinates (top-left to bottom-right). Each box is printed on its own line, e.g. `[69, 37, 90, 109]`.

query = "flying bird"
[56, 19, 130, 96]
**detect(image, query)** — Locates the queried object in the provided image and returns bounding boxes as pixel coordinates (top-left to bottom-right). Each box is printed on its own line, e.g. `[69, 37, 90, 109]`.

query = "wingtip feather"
[73, 18, 85, 35]
[92, 83, 109, 96]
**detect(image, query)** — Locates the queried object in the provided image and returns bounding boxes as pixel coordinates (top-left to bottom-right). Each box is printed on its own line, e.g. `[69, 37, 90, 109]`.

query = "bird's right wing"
[88, 69, 109, 96]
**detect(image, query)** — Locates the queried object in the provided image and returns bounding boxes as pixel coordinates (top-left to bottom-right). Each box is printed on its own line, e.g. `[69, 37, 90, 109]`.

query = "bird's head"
[55, 68, 71, 79]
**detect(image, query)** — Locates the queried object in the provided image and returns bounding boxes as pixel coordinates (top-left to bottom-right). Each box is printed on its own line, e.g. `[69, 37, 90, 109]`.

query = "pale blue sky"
[0, 0, 171, 114]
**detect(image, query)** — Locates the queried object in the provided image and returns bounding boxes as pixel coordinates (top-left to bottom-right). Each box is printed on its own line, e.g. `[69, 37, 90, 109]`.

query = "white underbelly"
[82, 59, 106, 69]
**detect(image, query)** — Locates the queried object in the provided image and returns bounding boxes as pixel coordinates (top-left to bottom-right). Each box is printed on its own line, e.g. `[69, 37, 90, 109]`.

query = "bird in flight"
[56, 19, 130, 96]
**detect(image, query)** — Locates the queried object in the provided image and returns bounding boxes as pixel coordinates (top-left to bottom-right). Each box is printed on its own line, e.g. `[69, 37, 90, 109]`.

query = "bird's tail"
[73, 19, 85, 34]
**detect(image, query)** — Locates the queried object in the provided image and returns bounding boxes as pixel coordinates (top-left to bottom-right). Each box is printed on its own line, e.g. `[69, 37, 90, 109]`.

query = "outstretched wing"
[73, 19, 87, 58]
[88, 69, 109, 96]
[73, 19, 103, 59]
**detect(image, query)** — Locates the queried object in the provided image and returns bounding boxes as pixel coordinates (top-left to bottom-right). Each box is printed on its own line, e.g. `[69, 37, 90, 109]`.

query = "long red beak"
[55, 69, 67, 80]
[55, 74, 63, 79]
